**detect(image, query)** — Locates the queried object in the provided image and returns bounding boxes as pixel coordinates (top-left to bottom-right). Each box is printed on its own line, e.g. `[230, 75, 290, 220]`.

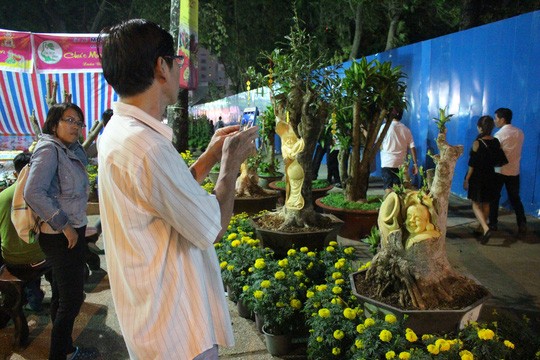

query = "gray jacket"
[24, 134, 89, 232]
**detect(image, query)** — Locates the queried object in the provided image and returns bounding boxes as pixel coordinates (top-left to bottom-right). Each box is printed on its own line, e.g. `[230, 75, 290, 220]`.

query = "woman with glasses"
[24, 102, 91, 360]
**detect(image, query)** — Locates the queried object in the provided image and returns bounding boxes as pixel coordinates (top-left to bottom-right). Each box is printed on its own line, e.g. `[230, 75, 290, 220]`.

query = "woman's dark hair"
[98, 19, 175, 97]
[476, 115, 494, 139]
[13, 151, 31, 173]
[42, 103, 85, 135]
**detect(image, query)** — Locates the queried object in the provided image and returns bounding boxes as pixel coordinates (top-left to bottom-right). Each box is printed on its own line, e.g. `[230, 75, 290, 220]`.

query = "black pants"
[489, 173, 526, 227]
[38, 227, 86, 360]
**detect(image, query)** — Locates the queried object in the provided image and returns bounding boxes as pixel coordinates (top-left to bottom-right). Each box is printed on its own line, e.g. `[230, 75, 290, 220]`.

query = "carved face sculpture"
[405, 204, 430, 235]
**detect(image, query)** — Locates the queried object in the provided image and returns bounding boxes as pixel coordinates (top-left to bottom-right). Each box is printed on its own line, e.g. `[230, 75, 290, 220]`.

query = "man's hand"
[206, 125, 241, 163]
[221, 126, 259, 169]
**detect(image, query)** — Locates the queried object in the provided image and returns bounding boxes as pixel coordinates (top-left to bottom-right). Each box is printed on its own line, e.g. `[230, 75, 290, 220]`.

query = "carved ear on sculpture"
[378, 192, 402, 248]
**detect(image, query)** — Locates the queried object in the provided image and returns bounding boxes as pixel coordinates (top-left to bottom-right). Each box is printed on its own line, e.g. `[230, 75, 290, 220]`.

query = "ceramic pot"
[350, 270, 491, 335]
[236, 299, 253, 320]
[315, 198, 378, 240]
[233, 193, 279, 215]
[262, 325, 291, 356]
[254, 313, 264, 333]
[258, 172, 284, 189]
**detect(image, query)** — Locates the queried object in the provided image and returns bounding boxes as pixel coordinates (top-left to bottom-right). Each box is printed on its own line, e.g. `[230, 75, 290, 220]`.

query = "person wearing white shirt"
[489, 108, 526, 236]
[378, 109, 418, 194]
[97, 19, 258, 360]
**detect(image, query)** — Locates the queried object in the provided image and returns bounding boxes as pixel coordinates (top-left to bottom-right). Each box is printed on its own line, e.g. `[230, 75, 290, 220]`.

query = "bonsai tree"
[339, 58, 408, 202]
[256, 105, 281, 177]
[256, 17, 341, 229]
[359, 108, 489, 310]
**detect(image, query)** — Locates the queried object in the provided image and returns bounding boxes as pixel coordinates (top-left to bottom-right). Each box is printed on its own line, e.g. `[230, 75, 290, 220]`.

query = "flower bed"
[215, 214, 539, 359]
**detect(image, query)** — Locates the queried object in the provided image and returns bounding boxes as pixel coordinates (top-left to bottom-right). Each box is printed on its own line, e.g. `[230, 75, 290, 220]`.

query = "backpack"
[11, 164, 41, 244]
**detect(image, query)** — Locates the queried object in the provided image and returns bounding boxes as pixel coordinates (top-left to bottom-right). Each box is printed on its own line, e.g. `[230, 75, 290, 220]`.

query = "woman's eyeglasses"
[61, 117, 86, 128]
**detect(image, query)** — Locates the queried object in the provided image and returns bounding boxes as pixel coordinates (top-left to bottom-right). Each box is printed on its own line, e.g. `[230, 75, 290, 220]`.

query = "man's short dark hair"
[13, 152, 31, 173]
[495, 108, 513, 124]
[98, 19, 176, 97]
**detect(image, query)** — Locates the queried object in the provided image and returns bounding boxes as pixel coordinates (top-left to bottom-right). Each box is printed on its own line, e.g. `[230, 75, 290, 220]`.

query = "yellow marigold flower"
[379, 329, 393, 342]
[214, 243, 221, 248]
[274, 271, 286, 280]
[459, 350, 474, 360]
[356, 324, 366, 333]
[316, 336, 323, 342]
[385, 314, 397, 323]
[422, 334, 433, 341]
[329, 241, 338, 246]
[240, 270, 246, 276]
[276, 302, 285, 307]
[226, 265, 234, 271]
[427, 344, 440, 355]
[316, 284, 327, 292]
[278, 259, 288, 267]
[386, 351, 396, 359]
[227, 233, 237, 240]
[435, 338, 450, 352]
[344, 247, 355, 255]
[220, 261, 227, 269]
[253, 290, 263, 299]
[241, 235, 251, 242]
[294, 271, 303, 278]
[254, 259, 265, 269]
[477, 328, 495, 341]
[364, 318, 375, 327]
[313, 302, 320, 308]
[248, 267, 254, 273]
[332, 286, 342, 294]
[405, 329, 418, 342]
[332, 272, 342, 279]
[287, 249, 297, 256]
[355, 339, 363, 348]
[343, 308, 357, 320]
[261, 280, 271, 288]
[399, 352, 411, 360]
[335, 279, 345, 285]
[358, 261, 371, 271]
[307, 262, 314, 270]
[307, 252, 316, 257]
[333, 330, 344, 340]
[290, 299, 302, 309]
[306, 290, 315, 298]
[332, 347, 341, 355]
[334, 261, 344, 269]
[242, 285, 249, 292]
[504, 340, 515, 349]
[318, 308, 331, 318]
[326, 246, 335, 252]
[300, 247, 309, 252]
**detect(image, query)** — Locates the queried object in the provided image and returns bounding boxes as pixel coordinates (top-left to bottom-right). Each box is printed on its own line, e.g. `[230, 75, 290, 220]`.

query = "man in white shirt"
[97, 19, 258, 359]
[378, 109, 418, 194]
[489, 107, 526, 236]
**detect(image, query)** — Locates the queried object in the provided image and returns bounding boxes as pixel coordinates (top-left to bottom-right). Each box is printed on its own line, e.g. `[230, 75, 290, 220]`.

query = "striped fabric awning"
[0, 71, 118, 136]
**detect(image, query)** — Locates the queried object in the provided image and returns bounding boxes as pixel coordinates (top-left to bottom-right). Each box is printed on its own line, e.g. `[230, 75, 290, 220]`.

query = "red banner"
[0, 29, 33, 73]
[33, 33, 101, 74]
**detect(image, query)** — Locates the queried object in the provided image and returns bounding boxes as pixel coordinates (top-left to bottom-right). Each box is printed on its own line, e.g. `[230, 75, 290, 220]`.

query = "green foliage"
[361, 226, 381, 255]
[319, 192, 382, 211]
[188, 115, 212, 150]
[86, 164, 98, 196]
[274, 179, 330, 190]
[433, 106, 454, 133]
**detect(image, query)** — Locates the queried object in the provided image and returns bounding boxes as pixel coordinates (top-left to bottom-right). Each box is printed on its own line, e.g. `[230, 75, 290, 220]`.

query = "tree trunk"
[346, 100, 362, 201]
[349, 2, 363, 60]
[366, 132, 488, 310]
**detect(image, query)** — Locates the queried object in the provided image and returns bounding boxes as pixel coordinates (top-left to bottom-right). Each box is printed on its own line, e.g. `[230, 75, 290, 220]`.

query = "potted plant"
[246, 16, 343, 253]
[316, 58, 407, 240]
[350, 109, 491, 335]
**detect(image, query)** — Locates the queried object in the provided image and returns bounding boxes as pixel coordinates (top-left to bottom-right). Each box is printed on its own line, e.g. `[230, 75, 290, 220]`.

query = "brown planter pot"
[233, 193, 279, 215]
[258, 172, 284, 189]
[86, 202, 100, 216]
[251, 214, 343, 257]
[315, 198, 378, 240]
[350, 271, 491, 335]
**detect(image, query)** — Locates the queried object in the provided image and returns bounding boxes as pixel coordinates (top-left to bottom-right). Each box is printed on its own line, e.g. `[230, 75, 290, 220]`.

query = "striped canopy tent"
[0, 29, 118, 138]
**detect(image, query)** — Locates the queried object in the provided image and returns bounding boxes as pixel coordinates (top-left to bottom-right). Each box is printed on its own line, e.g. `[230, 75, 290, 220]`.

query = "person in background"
[489, 107, 526, 236]
[378, 108, 418, 194]
[24, 102, 94, 360]
[463, 116, 502, 244]
[97, 19, 257, 359]
[0, 152, 50, 313]
[214, 115, 225, 132]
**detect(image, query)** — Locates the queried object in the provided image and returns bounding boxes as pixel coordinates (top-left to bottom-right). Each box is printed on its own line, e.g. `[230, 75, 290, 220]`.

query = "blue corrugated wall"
[193, 10, 540, 218]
